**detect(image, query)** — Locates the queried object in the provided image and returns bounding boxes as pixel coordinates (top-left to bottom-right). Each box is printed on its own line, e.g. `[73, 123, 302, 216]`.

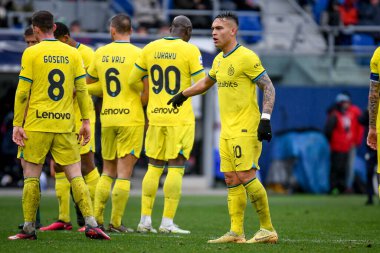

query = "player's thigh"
[166, 125, 195, 161]
[19, 131, 53, 165]
[80, 152, 95, 176]
[145, 125, 166, 161]
[116, 125, 144, 159]
[232, 136, 262, 172]
[51, 132, 81, 166]
[101, 127, 117, 160]
[220, 138, 235, 173]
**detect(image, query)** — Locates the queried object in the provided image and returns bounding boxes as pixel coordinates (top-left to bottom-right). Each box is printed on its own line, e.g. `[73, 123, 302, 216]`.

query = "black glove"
[258, 119, 272, 142]
[167, 92, 188, 109]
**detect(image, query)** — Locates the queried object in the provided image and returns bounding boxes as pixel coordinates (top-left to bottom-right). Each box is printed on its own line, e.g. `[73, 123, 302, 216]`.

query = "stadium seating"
[351, 33, 375, 66]
[238, 14, 263, 44]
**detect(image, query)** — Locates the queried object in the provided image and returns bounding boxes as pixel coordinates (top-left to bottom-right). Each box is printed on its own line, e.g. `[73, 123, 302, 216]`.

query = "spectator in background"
[338, 0, 358, 26]
[325, 93, 354, 194]
[358, 0, 380, 42]
[70, 20, 82, 33]
[345, 92, 364, 192]
[174, 0, 212, 29]
[134, 0, 167, 35]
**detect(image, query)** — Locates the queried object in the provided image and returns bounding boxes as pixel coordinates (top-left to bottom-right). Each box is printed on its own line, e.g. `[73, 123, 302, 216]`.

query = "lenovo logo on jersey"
[151, 107, 179, 114]
[36, 110, 71, 120]
[101, 108, 130, 115]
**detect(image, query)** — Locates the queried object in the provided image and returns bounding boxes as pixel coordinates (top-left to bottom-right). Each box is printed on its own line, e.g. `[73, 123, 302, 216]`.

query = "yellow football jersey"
[87, 41, 144, 127]
[74, 43, 96, 130]
[370, 46, 380, 131]
[16, 39, 87, 133]
[208, 44, 266, 139]
[130, 37, 205, 126]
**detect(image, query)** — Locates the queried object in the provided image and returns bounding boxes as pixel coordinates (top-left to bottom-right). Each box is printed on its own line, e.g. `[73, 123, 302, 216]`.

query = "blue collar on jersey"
[114, 40, 130, 43]
[76, 42, 81, 49]
[42, 38, 58, 42]
[223, 43, 241, 58]
[164, 37, 180, 40]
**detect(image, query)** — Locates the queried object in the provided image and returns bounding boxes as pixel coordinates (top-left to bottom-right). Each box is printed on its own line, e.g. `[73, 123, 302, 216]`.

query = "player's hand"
[167, 92, 188, 109]
[367, 128, 377, 150]
[78, 119, 91, 146]
[258, 119, 272, 142]
[12, 126, 28, 147]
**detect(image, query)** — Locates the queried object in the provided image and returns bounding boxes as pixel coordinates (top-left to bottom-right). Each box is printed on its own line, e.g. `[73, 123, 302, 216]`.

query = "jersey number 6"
[105, 67, 121, 97]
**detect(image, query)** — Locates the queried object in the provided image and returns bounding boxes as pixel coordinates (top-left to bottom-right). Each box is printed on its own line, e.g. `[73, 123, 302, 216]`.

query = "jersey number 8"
[48, 69, 65, 101]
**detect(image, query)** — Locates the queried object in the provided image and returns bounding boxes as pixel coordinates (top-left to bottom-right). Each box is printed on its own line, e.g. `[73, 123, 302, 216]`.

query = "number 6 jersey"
[87, 41, 144, 127]
[130, 37, 205, 126]
[16, 39, 89, 133]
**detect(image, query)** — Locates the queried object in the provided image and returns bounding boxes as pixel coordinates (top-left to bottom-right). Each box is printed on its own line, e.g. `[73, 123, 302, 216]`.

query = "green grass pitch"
[0, 194, 379, 252]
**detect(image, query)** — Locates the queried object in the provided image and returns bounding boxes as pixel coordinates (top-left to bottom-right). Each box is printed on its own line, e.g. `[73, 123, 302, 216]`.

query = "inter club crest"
[228, 65, 234, 76]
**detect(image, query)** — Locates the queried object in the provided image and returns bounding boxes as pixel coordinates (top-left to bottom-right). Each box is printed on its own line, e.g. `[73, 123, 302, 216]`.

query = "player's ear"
[52, 23, 57, 33]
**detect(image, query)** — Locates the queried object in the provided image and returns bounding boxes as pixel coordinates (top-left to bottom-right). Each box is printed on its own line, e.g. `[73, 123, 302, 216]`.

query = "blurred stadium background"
[0, 0, 378, 197]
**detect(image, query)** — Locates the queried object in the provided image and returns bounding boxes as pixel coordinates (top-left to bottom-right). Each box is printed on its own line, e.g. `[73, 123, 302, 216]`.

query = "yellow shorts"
[145, 125, 195, 161]
[76, 123, 96, 155]
[101, 126, 144, 160]
[219, 136, 262, 173]
[17, 131, 80, 166]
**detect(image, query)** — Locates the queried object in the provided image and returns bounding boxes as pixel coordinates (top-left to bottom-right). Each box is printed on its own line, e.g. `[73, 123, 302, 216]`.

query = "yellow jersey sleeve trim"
[142, 75, 148, 80]
[370, 73, 379, 81]
[86, 73, 98, 80]
[252, 70, 266, 82]
[208, 73, 217, 82]
[19, 76, 33, 83]
[135, 63, 147, 72]
[191, 69, 204, 76]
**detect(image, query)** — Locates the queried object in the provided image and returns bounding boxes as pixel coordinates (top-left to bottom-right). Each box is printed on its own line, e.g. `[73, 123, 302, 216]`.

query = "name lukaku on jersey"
[151, 107, 179, 114]
[154, 51, 177, 60]
[36, 110, 71, 119]
[101, 108, 130, 115]
[218, 81, 238, 88]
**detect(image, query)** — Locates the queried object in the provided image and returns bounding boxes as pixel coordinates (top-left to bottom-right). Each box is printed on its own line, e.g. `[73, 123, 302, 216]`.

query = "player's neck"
[113, 34, 130, 42]
[68, 38, 77, 48]
[222, 41, 238, 55]
[38, 32, 55, 41]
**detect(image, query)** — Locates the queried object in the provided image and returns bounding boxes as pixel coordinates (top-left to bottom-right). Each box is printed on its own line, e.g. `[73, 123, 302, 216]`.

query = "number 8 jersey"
[18, 39, 88, 133]
[132, 37, 205, 126]
[87, 41, 144, 127]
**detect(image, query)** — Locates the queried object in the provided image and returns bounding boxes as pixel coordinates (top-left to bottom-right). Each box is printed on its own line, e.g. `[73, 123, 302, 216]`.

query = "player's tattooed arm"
[368, 80, 380, 128]
[256, 73, 275, 115]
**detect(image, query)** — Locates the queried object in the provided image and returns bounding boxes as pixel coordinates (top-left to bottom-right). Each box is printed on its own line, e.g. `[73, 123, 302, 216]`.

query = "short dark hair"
[32, 10, 54, 33]
[24, 26, 34, 36]
[214, 11, 239, 26]
[54, 22, 70, 38]
[110, 14, 131, 34]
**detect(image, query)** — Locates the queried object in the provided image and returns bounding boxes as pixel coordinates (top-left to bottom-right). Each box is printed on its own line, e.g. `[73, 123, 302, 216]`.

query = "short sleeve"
[74, 51, 86, 80]
[188, 45, 204, 76]
[134, 47, 147, 72]
[87, 49, 99, 80]
[244, 51, 266, 83]
[19, 49, 33, 83]
[370, 47, 380, 82]
[208, 56, 219, 82]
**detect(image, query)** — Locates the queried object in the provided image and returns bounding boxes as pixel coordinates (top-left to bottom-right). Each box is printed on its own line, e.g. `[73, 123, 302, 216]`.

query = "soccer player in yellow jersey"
[168, 12, 278, 243]
[39, 22, 101, 232]
[366, 46, 380, 198]
[128, 15, 205, 234]
[8, 10, 109, 240]
[86, 14, 145, 233]
[24, 27, 38, 47]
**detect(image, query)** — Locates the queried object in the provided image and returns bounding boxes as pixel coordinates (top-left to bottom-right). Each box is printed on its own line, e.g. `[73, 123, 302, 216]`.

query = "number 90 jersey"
[87, 42, 144, 127]
[19, 40, 86, 133]
[134, 37, 204, 126]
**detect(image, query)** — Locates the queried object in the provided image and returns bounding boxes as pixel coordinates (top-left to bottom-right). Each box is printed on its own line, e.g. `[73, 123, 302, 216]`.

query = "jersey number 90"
[150, 65, 180, 95]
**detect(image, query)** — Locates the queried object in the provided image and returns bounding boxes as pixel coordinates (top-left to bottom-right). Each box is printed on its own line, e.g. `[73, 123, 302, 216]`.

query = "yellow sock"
[94, 174, 113, 225]
[55, 172, 71, 223]
[244, 178, 274, 231]
[71, 177, 93, 218]
[111, 179, 130, 227]
[141, 164, 164, 216]
[228, 184, 247, 235]
[23, 177, 40, 223]
[163, 167, 184, 219]
[84, 167, 100, 206]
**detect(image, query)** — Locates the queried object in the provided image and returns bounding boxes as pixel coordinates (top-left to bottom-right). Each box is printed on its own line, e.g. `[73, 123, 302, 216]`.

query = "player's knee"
[224, 173, 240, 186]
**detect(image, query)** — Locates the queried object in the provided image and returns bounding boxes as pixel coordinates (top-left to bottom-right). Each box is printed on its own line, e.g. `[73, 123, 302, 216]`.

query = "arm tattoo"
[368, 80, 380, 128]
[256, 73, 275, 115]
